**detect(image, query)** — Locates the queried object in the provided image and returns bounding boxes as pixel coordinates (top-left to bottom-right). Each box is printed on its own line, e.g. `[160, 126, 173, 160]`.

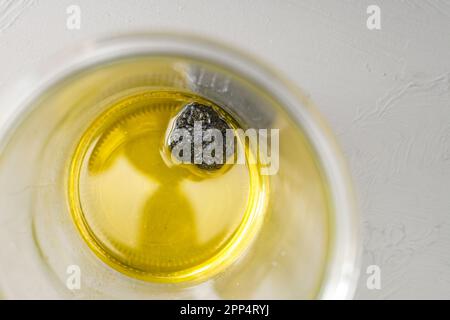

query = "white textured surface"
[1, 0, 450, 299]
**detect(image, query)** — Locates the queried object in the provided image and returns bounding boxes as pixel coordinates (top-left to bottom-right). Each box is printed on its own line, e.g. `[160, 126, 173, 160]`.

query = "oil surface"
[68, 89, 268, 283]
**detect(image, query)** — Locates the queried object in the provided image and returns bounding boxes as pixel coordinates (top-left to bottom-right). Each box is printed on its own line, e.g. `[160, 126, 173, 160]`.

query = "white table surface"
[1, 0, 450, 299]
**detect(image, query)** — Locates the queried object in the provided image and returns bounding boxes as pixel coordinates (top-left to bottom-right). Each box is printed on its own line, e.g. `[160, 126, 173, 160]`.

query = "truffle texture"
[167, 102, 233, 170]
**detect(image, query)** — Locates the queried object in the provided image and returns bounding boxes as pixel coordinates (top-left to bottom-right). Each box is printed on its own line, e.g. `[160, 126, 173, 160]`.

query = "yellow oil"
[68, 89, 268, 283]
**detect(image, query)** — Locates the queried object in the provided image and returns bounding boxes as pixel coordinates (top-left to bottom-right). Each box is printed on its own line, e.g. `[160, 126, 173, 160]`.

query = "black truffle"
[167, 102, 233, 170]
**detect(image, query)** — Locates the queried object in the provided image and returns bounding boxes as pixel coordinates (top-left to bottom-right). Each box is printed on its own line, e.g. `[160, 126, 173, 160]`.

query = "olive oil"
[68, 89, 268, 283]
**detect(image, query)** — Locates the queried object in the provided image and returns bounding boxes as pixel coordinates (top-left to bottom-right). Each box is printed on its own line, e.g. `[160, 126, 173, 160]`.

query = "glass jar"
[0, 33, 359, 299]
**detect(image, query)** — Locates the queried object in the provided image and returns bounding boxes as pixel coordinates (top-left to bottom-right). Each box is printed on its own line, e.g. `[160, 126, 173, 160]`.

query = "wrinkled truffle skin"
[168, 102, 232, 170]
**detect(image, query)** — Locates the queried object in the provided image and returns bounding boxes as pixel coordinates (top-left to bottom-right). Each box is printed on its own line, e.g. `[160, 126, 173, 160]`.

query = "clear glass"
[0, 34, 360, 299]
